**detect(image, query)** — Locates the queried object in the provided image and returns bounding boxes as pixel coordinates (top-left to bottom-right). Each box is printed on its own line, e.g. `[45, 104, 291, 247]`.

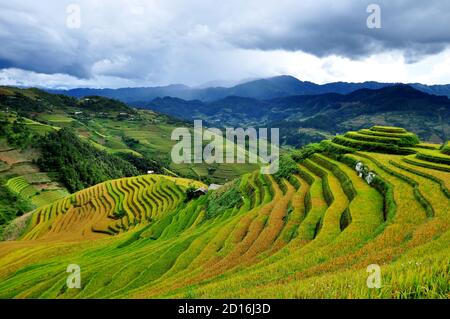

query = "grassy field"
[0, 126, 448, 298]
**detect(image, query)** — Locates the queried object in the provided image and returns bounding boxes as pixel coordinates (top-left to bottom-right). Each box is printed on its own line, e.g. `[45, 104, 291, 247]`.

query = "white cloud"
[3, 48, 450, 89]
[0, 68, 138, 89]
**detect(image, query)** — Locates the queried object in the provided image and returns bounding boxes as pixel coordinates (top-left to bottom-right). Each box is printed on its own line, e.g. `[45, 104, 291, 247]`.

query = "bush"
[122, 136, 140, 148]
[184, 186, 197, 201]
[398, 134, 420, 146]
[441, 141, 450, 155]
[200, 176, 212, 185]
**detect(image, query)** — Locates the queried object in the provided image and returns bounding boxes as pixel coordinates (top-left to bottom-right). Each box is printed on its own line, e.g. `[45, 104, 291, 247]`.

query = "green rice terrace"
[0, 138, 69, 212]
[0, 125, 449, 299]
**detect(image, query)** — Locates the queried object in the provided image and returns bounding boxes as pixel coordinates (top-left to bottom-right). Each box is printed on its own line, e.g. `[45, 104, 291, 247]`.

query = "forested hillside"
[140, 85, 450, 146]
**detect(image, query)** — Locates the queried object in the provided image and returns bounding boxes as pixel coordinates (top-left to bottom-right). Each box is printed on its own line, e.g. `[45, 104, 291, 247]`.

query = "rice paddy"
[0, 126, 449, 299]
[0, 144, 70, 212]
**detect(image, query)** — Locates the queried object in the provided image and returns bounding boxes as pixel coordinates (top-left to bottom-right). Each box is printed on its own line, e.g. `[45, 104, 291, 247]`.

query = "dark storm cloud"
[0, 1, 91, 78]
[222, 0, 450, 62]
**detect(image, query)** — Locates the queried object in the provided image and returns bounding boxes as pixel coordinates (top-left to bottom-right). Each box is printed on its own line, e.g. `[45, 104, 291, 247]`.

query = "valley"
[0, 87, 258, 238]
[0, 87, 258, 184]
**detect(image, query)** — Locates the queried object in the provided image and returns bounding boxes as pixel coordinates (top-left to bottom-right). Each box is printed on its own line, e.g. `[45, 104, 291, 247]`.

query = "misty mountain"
[48, 75, 450, 103]
[410, 83, 450, 98]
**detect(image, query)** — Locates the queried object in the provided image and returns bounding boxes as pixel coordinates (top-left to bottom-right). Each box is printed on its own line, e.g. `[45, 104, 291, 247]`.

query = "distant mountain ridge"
[39, 79, 450, 145]
[143, 85, 450, 122]
[47, 75, 450, 103]
[141, 84, 450, 145]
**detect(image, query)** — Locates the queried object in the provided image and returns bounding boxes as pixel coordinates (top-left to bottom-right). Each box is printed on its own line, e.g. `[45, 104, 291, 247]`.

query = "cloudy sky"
[1, 0, 450, 89]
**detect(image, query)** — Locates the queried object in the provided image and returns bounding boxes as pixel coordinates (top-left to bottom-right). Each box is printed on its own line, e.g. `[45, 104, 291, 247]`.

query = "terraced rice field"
[0, 145, 70, 210]
[0, 126, 449, 299]
[0, 163, 40, 179]
[403, 154, 450, 172]
[30, 190, 70, 208]
[4, 175, 69, 209]
[0, 149, 32, 165]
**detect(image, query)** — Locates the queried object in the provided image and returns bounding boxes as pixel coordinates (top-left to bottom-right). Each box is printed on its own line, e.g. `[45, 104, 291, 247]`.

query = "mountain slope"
[0, 126, 449, 298]
[141, 85, 450, 145]
[0, 87, 259, 185]
[411, 83, 450, 98]
[48, 75, 450, 103]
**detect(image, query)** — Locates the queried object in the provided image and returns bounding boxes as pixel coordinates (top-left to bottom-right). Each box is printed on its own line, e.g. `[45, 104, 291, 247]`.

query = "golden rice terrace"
[0, 126, 449, 298]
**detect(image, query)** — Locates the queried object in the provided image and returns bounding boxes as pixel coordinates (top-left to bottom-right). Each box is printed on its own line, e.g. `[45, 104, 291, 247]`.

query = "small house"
[208, 184, 222, 191]
[193, 187, 208, 197]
